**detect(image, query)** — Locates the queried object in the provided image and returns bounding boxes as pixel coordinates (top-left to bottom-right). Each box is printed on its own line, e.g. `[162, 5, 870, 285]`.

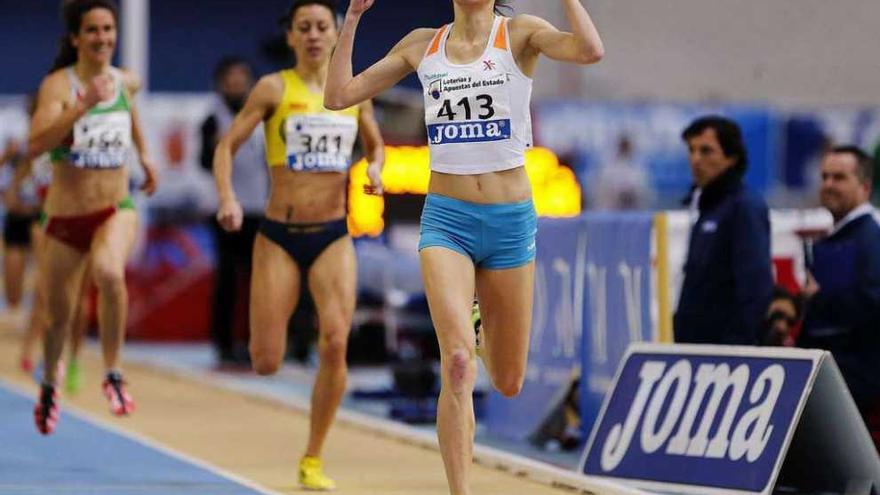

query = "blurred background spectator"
[199, 56, 267, 368]
[592, 135, 651, 210]
[763, 286, 802, 346]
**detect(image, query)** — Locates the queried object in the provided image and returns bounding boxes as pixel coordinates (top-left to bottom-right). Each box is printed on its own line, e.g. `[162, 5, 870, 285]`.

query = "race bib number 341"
[285, 114, 357, 172]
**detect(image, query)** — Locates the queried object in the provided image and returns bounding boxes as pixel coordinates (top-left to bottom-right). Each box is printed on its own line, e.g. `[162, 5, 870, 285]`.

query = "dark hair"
[50, 0, 119, 73]
[681, 115, 749, 173]
[494, 0, 514, 15]
[828, 144, 874, 185]
[279, 0, 338, 31]
[25, 93, 38, 118]
[763, 285, 803, 345]
[771, 286, 802, 321]
[213, 56, 254, 85]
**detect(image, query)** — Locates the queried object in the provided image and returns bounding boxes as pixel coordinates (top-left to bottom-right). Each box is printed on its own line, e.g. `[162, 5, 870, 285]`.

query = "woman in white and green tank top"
[27, 0, 159, 435]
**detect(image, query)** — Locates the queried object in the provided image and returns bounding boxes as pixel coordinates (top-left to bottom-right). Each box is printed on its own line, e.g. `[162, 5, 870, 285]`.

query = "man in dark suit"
[799, 145, 880, 449]
[674, 116, 774, 345]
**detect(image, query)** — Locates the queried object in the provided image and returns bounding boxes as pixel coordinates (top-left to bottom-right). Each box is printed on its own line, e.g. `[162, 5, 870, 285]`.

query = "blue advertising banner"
[581, 213, 655, 430]
[782, 108, 880, 188]
[484, 216, 587, 441]
[533, 102, 779, 205]
[484, 213, 657, 443]
[581, 344, 822, 495]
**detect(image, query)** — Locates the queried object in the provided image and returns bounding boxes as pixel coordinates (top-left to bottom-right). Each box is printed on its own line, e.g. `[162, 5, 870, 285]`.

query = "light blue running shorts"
[418, 193, 537, 269]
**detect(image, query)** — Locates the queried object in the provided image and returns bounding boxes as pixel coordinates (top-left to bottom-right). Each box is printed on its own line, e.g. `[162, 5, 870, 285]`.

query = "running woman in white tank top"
[326, 2, 602, 493]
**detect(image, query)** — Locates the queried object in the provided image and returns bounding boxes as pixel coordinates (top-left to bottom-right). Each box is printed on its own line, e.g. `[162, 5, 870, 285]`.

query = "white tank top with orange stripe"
[417, 16, 533, 175]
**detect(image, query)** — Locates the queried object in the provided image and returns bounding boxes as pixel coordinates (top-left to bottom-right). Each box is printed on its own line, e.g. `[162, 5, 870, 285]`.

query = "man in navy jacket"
[799, 146, 880, 422]
[674, 116, 774, 345]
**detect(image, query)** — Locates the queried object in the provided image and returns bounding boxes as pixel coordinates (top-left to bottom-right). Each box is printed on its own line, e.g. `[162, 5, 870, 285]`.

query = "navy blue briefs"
[258, 217, 349, 271]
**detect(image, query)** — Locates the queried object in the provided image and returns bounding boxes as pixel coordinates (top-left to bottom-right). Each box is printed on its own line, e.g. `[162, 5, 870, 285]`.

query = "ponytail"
[50, 36, 78, 73]
[494, 0, 513, 15]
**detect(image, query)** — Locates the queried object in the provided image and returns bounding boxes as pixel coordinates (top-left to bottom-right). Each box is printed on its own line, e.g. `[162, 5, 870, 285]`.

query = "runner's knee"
[492, 371, 525, 398]
[443, 347, 476, 395]
[318, 331, 348, 367]
[249, 343, 284, 375]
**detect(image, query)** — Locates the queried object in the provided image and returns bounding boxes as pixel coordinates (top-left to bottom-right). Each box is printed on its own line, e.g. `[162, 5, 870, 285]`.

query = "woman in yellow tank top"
[212, 0, 384, 490]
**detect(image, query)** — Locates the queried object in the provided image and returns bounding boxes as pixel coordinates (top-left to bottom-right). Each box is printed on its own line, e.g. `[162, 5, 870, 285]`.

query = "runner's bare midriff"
[428, 165, 531, 204]
[43, 163, 129, 216]
[264, 166, 348, 223]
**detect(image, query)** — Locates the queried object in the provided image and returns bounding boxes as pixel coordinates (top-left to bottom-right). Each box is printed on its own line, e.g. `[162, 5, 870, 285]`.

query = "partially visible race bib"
[69, 111, 132, 169]
[285, 114, 357, 172]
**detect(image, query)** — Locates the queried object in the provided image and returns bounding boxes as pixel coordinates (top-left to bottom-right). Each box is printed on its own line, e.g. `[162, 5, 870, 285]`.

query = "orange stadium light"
[347, 146, 581, 237]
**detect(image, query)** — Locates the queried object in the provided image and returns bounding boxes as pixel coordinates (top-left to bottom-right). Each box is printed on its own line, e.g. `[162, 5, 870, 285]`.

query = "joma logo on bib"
[70, 151, 127, 169]
[428, 119, 511, 145]
[288, 153, 348, 172]
[599, 360, 784, 472]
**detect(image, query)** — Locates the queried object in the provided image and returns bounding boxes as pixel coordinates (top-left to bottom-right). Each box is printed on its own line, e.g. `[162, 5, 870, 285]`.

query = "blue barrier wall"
[580, 213, 655, 430]
[0, 1, 452, 93]
[0, 0, 68, 93]
[484, 213, 655, 441]
[484, 217, 587, 441]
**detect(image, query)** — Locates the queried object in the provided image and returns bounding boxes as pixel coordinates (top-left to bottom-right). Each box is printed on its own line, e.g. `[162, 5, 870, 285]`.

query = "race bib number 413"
[424, 73, 514, 146]
[285, 114, 357, 172]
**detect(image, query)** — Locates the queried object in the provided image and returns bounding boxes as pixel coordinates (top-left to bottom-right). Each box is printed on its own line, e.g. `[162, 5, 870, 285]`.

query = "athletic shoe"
[34, 383, 59, 435]
[65, 359, 82, 394]
[102, 371, 135, 416]
[299, 456, 336, 491]
[20, 356, 34, 374]
[471, 301, 482, 352]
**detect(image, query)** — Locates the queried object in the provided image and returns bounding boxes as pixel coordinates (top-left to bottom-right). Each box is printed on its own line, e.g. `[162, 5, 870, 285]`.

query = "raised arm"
[324, 0, 430, 110]
[28, 71, 112, 159]
[214, 74, 280, 231]
[513, 0, 604, 66]
[357, 100, 385, 195]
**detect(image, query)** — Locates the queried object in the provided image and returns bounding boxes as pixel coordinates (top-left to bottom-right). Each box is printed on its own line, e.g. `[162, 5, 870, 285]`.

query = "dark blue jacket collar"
[829, 203, 876, 238]
[682, 166, 745, 211]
